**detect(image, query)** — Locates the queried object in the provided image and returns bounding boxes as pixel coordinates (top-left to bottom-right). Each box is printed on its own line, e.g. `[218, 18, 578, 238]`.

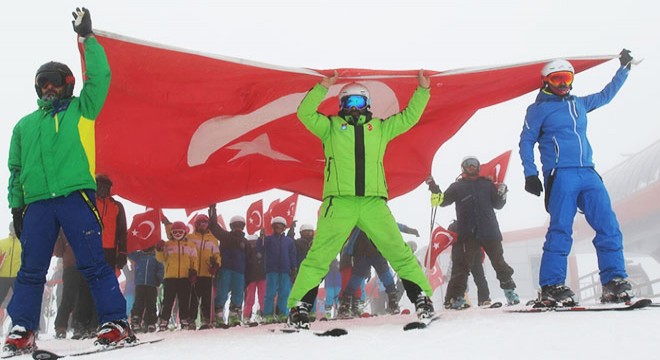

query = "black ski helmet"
[34, 61, 75, 99]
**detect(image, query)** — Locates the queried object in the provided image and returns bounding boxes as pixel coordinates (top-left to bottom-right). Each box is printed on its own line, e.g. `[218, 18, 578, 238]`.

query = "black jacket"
[441, 177, 506, 241]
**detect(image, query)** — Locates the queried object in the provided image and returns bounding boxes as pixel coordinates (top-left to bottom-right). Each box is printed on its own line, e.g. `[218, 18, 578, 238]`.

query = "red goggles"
[545, 71, 574, 87]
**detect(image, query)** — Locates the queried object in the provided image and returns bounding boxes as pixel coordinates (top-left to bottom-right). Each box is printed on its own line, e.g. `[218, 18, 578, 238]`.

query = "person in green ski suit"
[286, 70, 435, 329]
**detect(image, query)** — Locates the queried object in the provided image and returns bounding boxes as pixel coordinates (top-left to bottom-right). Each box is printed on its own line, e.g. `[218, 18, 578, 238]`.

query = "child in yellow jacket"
[155, 221, 198, 330]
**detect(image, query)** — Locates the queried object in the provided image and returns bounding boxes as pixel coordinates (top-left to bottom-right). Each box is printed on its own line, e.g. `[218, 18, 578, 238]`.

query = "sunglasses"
[340, 95, 368, 110]
[545, 71, 574, 87]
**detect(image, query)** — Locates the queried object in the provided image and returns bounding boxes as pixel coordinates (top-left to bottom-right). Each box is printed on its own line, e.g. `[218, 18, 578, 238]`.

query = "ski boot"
[448, 296, 470, 310]
[287, 301, 312, 330]
[386, 291, 401, 315]
[55, 327, 67, 339]
[351, 297, 364, 317]
[478, 299, 492, 307]
[146, 324, 157, 333]
[323, 305, 334, 320]
[227, 304, 242, 327]
[504, 289, 520, 305]
[130, 315, 143, 333]
[337, 295, 353, 319]
[601, 277, 633, 303]
[157, 318, 169, 332]
[538, 284, 577, 307]
[180, 319, 194, 330]
[414, 294, 435, 320]
[95, 320, 136, 346]
[2, 325, 36, 356]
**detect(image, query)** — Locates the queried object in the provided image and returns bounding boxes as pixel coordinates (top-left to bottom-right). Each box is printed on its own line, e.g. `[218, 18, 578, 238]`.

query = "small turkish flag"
[263, 199, 280, 236]
[246, 199, 263, 235]
[127, 208, 162, 253]
[479, 150, 512, 184]
[424, 225, 457, 269]
[272, 193, 298, 228]
[427, 262, 445, 291]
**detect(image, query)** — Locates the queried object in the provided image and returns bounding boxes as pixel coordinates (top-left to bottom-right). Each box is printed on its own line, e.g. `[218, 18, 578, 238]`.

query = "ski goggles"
[35, 71, 68, 88]
[462, 158, 480, 168]
[544, 71, 574, 87]
[171, 229, 187, 238]
[340, 95, 368, 110]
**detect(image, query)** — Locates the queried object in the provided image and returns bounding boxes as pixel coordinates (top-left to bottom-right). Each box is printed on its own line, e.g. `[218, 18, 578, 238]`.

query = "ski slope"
[18, 301, 660, 360]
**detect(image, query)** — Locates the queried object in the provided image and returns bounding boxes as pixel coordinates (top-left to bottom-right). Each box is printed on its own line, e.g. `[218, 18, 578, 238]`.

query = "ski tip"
[315, 328, 347, 337]
[32, 350, 61, 360]
[403, 322, 426, 331]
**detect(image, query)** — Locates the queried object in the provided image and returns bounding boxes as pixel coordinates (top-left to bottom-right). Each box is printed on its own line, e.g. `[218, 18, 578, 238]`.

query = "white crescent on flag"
[132, 221, 156, 239]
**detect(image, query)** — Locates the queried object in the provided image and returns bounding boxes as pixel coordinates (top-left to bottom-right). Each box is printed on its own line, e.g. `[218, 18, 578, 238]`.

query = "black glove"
[71, 7, 93, 37]
[208, 257, 219, 275]
[424, 176, 442, 194]
[619, 49, 633, 70]
[11, 207, 24, 239]
[524, 175, 543, 196]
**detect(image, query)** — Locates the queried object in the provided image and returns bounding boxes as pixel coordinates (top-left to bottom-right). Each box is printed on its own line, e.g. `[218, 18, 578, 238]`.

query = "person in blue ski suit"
[519, 50, 636, 305]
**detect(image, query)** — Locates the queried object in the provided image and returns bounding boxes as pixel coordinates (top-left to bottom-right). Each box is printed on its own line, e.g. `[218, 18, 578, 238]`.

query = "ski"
[504, 298, 652, 313]
[403, 315, 440, 331]
[480, 302, 503, 309]
[30, 338, 164, 359]
[268, 328, 347, 337]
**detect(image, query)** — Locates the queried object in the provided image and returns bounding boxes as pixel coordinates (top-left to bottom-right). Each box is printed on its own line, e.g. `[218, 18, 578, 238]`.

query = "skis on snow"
[29, 338, 164, 359]
[268, 327, 348, 337]
[504, 298, 652, 313]
[403, 315, 440, 331]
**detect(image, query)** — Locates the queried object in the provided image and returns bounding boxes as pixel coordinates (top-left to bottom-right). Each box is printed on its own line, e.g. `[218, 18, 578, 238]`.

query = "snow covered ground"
[17, 300, 660, 360]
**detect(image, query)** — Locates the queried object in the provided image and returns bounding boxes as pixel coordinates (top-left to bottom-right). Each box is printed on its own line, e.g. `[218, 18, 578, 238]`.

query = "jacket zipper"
[567, 100, 583, 166]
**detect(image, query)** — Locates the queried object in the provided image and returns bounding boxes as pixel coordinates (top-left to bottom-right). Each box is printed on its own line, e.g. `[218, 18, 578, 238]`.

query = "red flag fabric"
[246, 199, 264, 235]
[127, 209, 162, 253]
[424, 225, 457, 269]
[479, 150, 512, 184]
[263, 199, 280, 236]
[427, 262, 445, 291]
[90, 31, 614, 209]
[272, 193, 298, 227]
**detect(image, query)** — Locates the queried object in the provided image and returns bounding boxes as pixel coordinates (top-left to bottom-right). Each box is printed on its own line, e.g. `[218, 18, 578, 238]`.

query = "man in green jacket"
[287, 70, 435, 329]
[3, 8, 132, 355]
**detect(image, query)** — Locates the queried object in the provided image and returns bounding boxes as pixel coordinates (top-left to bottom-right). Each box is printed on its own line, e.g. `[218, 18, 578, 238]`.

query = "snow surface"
[15, 302, 660, 360]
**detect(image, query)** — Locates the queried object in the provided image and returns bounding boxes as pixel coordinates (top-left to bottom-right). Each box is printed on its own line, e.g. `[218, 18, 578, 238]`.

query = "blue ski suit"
[519, 65, 629, 287]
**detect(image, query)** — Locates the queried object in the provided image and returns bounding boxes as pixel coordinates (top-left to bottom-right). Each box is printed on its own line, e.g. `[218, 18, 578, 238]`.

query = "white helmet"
[300, 223, 315, 232]
[541, 59, 574, 76]
[230, 215, 246, 225]
[271, 216, 287, 227]
[338, 83, 370, 109]
[461, 155, 480, 173]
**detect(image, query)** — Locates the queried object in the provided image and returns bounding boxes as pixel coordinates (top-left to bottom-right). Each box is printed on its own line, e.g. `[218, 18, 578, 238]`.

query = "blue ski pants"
[540, 168, 627, 286]
[214, 269, 245, 308]
[9, 191, 126, 330]
[264, 272, 291, 316]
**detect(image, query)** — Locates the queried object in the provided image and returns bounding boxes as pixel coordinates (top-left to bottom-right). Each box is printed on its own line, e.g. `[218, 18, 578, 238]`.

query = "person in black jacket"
[429, 156, 519, 309]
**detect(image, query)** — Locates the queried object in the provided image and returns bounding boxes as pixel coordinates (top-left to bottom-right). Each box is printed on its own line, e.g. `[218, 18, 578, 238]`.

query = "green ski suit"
[287, 83, 433, 308]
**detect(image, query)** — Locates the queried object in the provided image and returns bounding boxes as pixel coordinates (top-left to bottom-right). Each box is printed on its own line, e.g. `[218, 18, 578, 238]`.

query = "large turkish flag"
[90, 30, 614, 209]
